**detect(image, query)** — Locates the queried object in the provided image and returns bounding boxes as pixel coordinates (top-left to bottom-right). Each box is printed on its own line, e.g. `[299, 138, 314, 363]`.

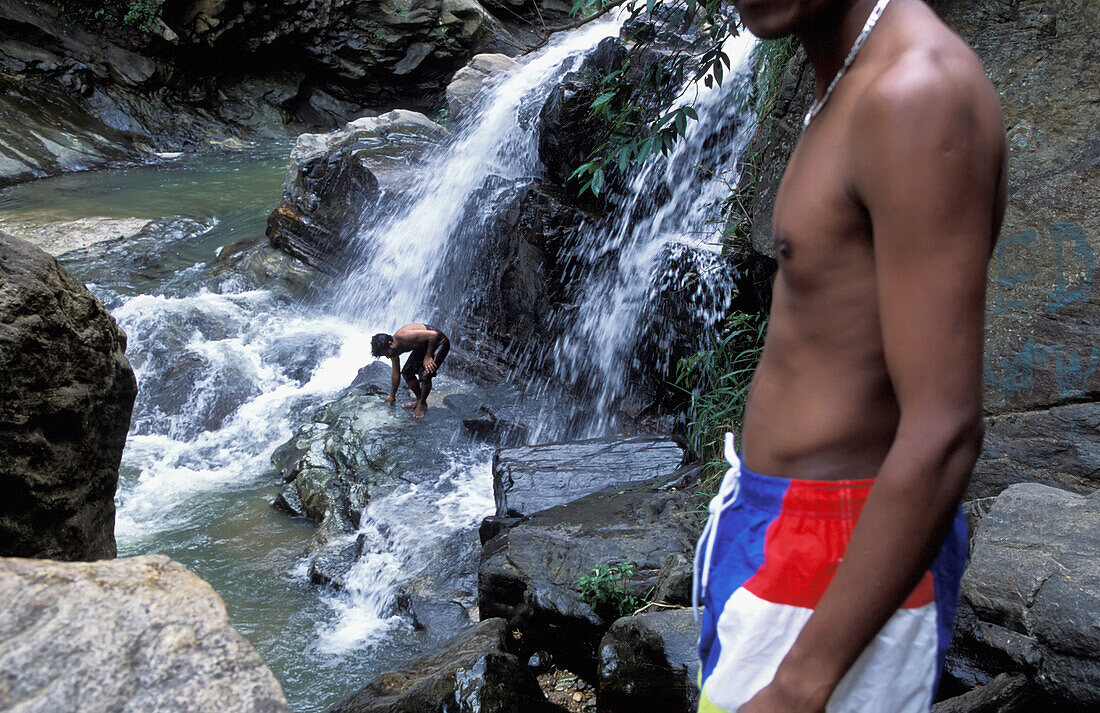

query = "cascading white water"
[21, 16, 765, 709]
[336, 17, 625, 326]
[544, 31, 760, 437]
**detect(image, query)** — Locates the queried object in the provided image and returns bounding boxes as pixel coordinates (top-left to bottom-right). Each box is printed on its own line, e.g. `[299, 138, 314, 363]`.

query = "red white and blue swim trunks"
[694, 434, 968, 713]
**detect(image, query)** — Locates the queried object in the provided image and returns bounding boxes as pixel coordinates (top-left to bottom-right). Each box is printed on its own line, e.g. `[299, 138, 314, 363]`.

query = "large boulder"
[493, 435, 685, 517]
[267, 110, 447, 271]
[946, 483, 1100, 707]
[478, 475, 703, 674]
[0, 231, 136, 561]
[597, 608, 700, 713]
[445, 52, 517, 122]
[330, 618, 551, 713]
[0, 555, 290, 713]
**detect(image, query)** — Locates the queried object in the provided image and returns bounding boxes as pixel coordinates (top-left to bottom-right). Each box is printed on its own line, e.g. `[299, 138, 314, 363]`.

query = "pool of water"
[0, 144, 496, 712]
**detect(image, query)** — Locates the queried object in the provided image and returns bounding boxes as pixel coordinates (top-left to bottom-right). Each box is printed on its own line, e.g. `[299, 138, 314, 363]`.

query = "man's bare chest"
[770, 133, 873, 290]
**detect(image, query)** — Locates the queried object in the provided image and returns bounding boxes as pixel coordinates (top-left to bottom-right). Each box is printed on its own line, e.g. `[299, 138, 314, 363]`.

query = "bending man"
[695, 0, 1006, 712]
[371, 324, 450, 419]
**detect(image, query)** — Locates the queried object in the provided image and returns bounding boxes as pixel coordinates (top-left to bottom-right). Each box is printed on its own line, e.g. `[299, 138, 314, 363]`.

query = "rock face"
[493, 436, 685, 516]
[597, 608, 700, 713]
[0, 555, 290, 713]
[0, 231, 136, 561]
[537, 37, 626, 190]
[946, 483, 1100, 707]
[969, 401, 1100, 499]
[0, 0, 569, 185]
[478, 476, 703, 674]
[330, 618, 551, 713]
[266, 110, 447, 271]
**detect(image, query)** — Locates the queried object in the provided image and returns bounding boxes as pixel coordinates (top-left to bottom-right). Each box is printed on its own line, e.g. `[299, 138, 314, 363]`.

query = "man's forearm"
[764, 415, 982, 709]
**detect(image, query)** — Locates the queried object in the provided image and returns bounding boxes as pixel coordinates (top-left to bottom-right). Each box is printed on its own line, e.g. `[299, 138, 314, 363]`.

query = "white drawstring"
[693, 432, 742, 623]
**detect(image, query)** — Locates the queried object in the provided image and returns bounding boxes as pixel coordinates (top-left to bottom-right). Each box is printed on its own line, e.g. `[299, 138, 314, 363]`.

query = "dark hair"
[371, 333, 393, 357]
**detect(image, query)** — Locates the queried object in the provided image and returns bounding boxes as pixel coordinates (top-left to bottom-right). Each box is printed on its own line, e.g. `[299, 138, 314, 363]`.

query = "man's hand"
[422, 357, 437, 376]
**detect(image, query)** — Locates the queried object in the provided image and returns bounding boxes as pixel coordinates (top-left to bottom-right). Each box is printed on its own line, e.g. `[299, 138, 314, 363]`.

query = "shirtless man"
[371, 324, 450, 418]
[694, 1, 1006, 712]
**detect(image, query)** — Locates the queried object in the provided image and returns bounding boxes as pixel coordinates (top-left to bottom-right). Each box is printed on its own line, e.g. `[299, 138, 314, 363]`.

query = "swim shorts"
[694, 434, 968, 713]
[401, 326, 449, 380]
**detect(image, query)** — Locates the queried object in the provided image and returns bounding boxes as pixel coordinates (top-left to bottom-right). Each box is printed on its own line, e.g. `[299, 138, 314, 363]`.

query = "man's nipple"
[776, 237, 793, 260]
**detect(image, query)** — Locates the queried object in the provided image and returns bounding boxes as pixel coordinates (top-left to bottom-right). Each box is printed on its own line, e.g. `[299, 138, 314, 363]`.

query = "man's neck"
[797, 0, 883, 100]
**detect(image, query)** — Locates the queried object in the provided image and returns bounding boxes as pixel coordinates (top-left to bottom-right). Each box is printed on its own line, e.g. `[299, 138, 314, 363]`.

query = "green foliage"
[750, 36, 799, 126]
[568, 0, 741, 195]
[576, 562, 642, 619]
[674, 310, 767, 491]
[121, 0, 160, 33]
[56, 0, 163, 33]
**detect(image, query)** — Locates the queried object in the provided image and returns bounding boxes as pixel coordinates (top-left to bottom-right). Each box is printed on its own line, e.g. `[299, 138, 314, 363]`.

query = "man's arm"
[418, 328, 441, 375]
[385, 356, 401, 404]
[744, 65, 1003, 711]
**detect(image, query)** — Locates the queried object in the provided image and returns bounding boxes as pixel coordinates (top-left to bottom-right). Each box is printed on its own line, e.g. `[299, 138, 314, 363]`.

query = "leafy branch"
[568, 0, 742, 195]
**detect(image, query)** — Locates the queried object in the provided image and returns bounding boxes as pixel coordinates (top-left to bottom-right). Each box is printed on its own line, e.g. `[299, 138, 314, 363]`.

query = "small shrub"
[576, 563, 641, 619]
[674, 310, 767, 494]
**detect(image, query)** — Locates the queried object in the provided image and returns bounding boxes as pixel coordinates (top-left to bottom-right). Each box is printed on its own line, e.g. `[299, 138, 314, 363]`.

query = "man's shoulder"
[854, 16, 1000, 134]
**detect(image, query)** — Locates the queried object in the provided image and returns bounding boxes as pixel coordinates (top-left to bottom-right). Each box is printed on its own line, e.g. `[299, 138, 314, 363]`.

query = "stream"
[0, 15, 759, 713]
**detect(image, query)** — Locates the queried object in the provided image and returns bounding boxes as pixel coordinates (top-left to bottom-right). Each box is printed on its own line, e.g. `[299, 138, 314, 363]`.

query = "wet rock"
[267, 110, 447, 271]
[537, 37, 627, 190]
[0, 215, 152, 255]
[444, 392, 530, 446]
[310, 535, 362, 589]
[597, 608, 700, 713]
[270, 384, 468, 585]
[0, 555, 290, 713]
[932, 673, 1036, 713]
[330, 618, 551, 713]
[214, 238, 331, 300]
[446, 53, 517, 122]
[398, 591, 474, 634]
[0, 232, 136, 561]
[946, 483, 1100, 707]
[405, 526, 484, 624]
[479, 514, 523, 543]
[478, 475, 703, 674]
[492, 435, 685, 517]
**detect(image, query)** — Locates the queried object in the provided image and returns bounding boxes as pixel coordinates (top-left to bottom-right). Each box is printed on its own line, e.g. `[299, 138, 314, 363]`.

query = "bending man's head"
[371, 333, 394, 358]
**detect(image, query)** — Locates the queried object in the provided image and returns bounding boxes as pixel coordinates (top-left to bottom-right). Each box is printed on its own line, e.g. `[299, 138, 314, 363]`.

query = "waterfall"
[335, 17, 625, 327]
[541, 31, 759, 437]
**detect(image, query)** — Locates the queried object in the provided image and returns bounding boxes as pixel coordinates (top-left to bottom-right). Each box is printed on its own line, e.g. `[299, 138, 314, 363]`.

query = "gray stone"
[947, 484, 1100, 706]
[492, 436, 685, 517]
[0, 232, 136, 561]
[969, 402, 1100, 498]
[330, 618, 551, 713]
[598, 608, 700, 713]
[478, 476, 703, 674]
[446, 53, 516, 121]
[267, 110, 447, 271]
[0, 555, 290, 713]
